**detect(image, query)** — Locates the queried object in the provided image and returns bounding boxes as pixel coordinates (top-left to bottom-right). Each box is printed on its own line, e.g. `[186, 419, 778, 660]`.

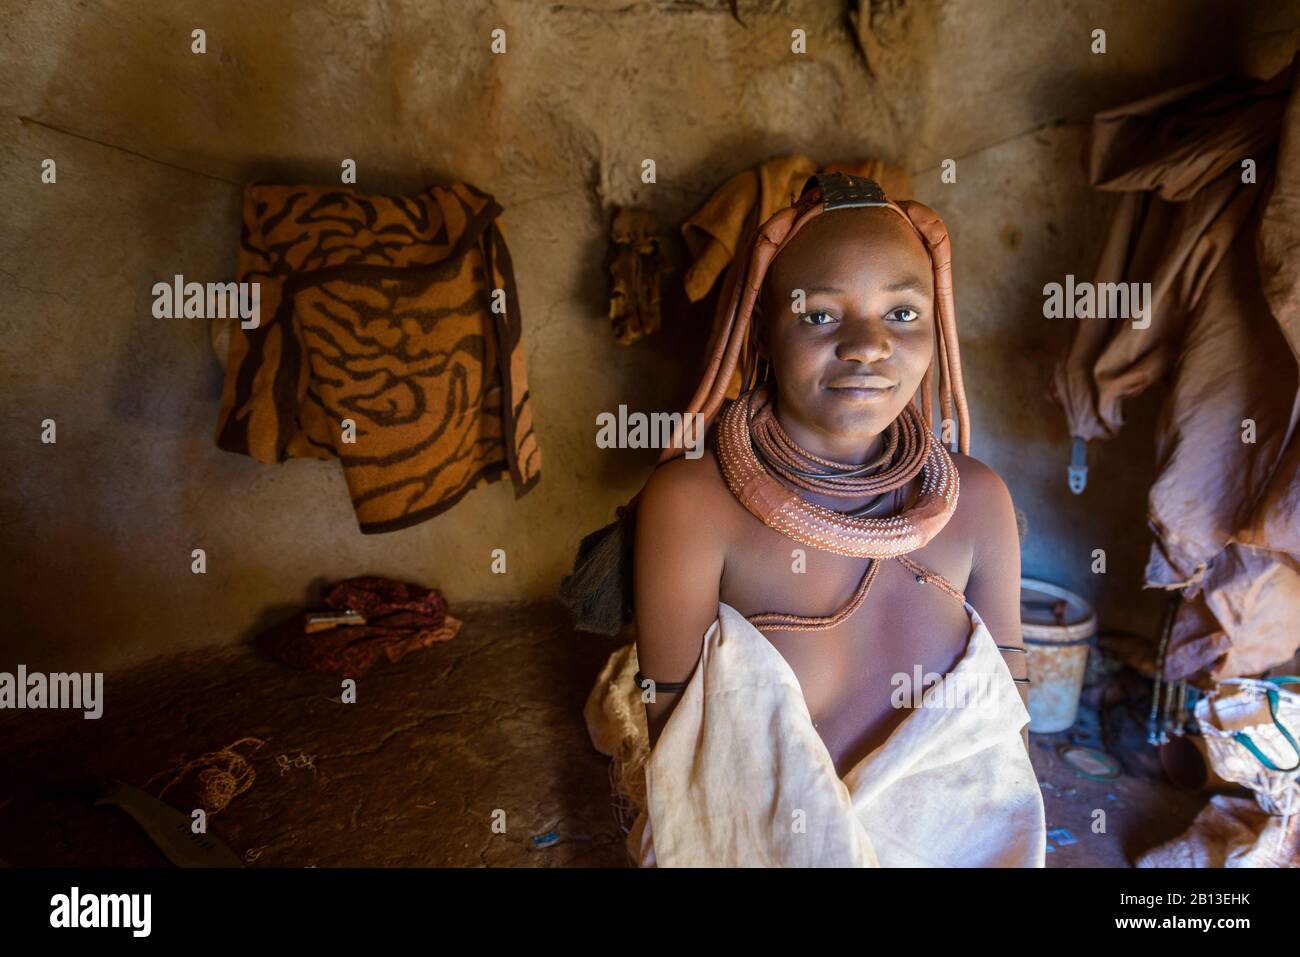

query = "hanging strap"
[895, 553, 966, 605]
[1223, 676, 1300, 773]
[744, 556, 884, 632]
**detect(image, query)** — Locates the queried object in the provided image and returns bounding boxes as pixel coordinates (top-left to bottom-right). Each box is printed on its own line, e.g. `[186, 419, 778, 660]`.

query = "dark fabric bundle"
[558, 504, 638, 636]
[258, 576, 461, 677]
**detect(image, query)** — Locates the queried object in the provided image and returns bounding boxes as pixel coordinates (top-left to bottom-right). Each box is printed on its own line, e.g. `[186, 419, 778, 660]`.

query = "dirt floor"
[0, 601, 1219, 867]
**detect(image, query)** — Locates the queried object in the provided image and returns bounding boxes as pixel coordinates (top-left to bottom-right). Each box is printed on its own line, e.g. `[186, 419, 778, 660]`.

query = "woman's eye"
[888, 307, 920, 323]
[800, 311, 837, 326]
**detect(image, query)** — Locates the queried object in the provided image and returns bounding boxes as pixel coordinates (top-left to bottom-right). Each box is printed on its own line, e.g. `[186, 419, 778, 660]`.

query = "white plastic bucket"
[1020, 577, 1097, 734]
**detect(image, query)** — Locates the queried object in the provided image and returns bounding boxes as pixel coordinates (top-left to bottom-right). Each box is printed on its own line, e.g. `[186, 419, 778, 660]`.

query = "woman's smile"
[825, 374, 898, 401]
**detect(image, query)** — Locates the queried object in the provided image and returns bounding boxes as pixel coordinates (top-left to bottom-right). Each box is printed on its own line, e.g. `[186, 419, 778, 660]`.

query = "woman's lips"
[826, 378, 897, 399]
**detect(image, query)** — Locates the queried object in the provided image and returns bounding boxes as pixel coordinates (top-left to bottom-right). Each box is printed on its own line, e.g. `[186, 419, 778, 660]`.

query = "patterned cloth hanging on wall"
[214, 182, 541, 533]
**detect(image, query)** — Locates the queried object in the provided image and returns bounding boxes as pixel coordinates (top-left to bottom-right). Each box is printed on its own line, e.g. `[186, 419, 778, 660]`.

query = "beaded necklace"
[717, 382, 959, 560]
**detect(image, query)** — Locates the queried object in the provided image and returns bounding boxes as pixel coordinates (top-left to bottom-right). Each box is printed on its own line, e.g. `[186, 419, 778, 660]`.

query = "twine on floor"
[275, 752, 317, 776]
[146, 736, 266, 815]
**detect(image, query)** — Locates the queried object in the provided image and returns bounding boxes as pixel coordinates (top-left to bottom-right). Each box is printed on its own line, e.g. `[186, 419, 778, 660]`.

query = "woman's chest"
[717, 520, 975, 777]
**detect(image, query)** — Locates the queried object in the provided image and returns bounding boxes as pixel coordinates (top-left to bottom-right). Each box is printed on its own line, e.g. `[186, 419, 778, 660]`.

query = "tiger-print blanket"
[215, 182, 541, 533]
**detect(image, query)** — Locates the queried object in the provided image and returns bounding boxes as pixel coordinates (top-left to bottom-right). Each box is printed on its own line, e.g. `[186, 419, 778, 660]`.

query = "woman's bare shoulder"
[634, 448, 734, 612]
[947, 455, 1024, 664]
[947, 451, 1019, 560]
[638, 446, 733, 520]
[948, 452, 1013, 507]
[633, 448, 733, 722]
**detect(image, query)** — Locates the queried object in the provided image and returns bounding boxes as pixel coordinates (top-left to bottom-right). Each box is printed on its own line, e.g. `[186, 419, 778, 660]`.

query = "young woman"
[620, 173, 1045, 867]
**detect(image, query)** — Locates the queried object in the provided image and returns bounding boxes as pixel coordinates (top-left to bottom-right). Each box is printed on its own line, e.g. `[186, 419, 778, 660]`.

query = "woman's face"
[757, 206, 935, 457]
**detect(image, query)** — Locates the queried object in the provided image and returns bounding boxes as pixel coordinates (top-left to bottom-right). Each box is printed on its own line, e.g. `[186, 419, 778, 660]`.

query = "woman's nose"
[834, 318, 892, 363]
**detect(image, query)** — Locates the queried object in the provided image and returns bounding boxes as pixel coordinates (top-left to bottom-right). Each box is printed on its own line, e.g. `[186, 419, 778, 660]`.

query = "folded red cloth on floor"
[258, 576, 461, 678]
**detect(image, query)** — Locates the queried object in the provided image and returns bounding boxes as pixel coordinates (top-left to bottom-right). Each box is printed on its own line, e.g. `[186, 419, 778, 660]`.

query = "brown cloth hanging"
[605, 207, 670, 344]
[215, 182, 541, 533]
[1048, 56, 1300, 681]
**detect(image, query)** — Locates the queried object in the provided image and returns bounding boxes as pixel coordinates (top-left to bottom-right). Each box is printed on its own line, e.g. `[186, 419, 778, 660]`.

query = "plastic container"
[1020, 577, 1097, 734]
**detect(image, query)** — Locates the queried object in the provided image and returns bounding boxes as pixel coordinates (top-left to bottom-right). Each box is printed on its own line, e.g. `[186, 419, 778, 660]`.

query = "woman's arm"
[632, 458, 727, 750]
[956, 455, 1030, 752]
